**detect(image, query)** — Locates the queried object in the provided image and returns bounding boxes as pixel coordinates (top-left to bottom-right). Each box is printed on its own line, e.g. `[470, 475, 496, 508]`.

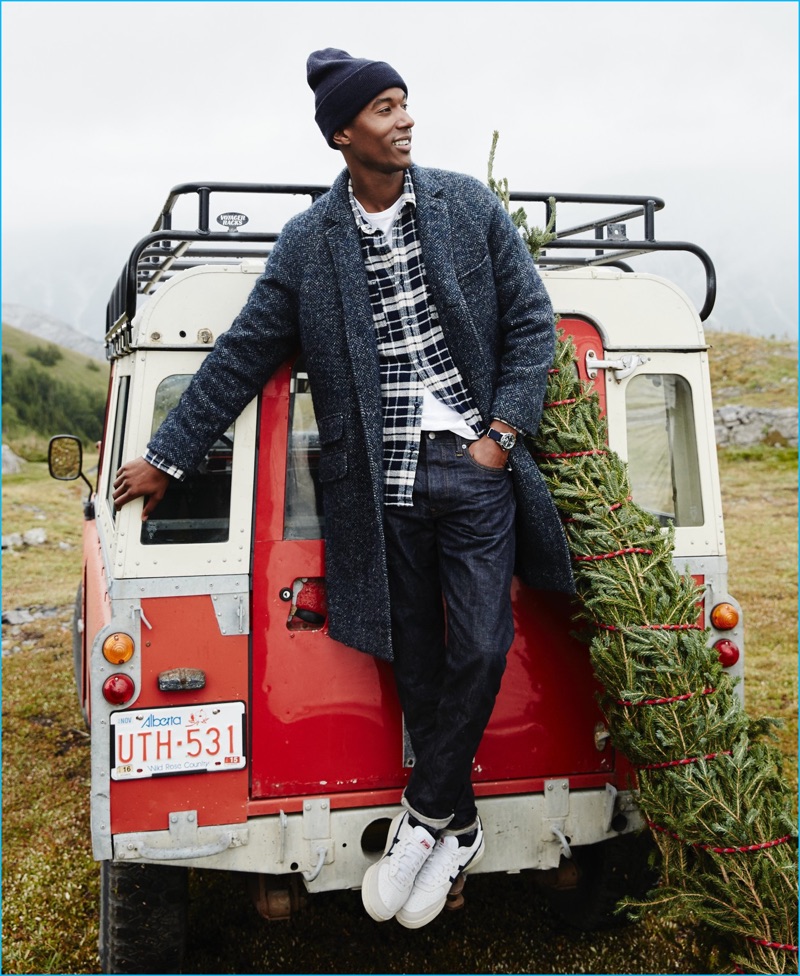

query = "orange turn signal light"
[710, 602, 739, 631]
[102, 632, 135, 665]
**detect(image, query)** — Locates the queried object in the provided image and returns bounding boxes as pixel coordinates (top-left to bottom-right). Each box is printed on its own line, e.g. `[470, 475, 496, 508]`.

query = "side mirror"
[48, 435, 95, 519]
[48, 435, 83, 481]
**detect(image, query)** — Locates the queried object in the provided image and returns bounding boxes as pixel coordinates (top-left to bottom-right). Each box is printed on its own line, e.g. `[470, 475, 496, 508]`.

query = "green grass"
[717, 444, 798, 789]
[2, 457, 96, 608]
[705, 329, 798, 409]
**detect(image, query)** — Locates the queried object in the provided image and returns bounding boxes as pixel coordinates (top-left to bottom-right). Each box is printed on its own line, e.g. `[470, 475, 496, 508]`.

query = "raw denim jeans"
[383, 430, 516, 830]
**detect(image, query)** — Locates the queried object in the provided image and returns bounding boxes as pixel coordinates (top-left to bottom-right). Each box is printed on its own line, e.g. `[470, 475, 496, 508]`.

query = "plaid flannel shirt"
[350, 172, 483, 506]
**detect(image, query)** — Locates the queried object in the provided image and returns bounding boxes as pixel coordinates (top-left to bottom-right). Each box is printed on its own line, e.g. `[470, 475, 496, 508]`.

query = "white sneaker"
[396, 818, 485, 929]
[361, 812, 437, 922]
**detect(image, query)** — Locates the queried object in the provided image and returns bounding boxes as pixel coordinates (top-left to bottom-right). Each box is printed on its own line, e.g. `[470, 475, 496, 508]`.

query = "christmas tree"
[489, 138, 798, 973]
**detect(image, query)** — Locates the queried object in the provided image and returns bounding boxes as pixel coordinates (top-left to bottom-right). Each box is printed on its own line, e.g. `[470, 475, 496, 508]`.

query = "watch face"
[489, 429, 516, 450]
[499, 432, 516, 450]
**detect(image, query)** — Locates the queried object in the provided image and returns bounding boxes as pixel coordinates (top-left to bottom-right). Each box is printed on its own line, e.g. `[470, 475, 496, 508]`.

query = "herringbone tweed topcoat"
[149, 164, 575, 661]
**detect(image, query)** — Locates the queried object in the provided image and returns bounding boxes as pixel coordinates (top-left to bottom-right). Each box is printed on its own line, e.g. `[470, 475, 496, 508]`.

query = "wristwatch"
[486, 428, 517, 451]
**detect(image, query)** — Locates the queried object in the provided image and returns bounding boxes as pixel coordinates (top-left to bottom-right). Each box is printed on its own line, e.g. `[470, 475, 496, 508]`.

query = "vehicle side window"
[106, 376, 130, 523]
[626, 374, 704, 526]
[284, 364, 323, 540]
[140, 375, 233, 545]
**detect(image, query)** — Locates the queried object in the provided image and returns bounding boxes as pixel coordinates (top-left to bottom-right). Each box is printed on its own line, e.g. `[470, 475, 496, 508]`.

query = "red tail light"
[103, 673, 135, 705]
[714, 639, 740, 668]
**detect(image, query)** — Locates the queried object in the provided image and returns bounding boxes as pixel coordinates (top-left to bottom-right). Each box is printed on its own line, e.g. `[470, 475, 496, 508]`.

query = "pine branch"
[488, 131, 556, 259]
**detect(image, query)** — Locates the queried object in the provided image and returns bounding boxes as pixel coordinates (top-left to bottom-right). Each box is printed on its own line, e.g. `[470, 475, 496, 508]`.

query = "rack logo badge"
[217, 212, 249, 230]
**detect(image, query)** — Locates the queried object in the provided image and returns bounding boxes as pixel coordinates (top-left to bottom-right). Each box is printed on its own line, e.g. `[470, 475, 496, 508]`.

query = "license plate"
[110, 702, 246, 780]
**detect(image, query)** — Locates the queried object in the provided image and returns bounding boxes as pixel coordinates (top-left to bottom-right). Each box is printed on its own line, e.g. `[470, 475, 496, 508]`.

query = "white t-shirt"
[354, 197, 478, 441]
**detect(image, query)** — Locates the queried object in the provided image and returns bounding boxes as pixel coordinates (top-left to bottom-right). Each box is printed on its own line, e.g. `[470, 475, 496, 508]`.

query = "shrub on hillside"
[26, 343, 64, 367]
[2, 355, 104, 447]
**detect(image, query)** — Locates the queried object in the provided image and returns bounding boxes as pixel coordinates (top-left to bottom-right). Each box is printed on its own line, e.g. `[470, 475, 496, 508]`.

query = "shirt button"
[428, 432, 436, 440]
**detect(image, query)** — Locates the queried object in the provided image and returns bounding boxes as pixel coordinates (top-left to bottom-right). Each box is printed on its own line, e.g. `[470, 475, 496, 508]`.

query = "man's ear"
[332, 128, 350, 148]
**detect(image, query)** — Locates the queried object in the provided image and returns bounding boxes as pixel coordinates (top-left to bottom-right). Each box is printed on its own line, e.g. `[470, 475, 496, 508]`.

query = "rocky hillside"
[706, 330, 797, 447]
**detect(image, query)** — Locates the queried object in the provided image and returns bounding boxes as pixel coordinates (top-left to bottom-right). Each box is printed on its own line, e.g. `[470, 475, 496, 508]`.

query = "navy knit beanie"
[307, 48, 407, 148]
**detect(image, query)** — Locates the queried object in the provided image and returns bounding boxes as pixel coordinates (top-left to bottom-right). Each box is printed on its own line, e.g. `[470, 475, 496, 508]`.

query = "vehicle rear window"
[140, 375, 233, 545]
[626, 373, 704, 527]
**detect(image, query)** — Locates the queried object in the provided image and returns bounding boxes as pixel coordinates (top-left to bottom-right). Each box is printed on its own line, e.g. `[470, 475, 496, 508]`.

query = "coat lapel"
[412, 167, 488, 412]
[321, 174, 384, 470]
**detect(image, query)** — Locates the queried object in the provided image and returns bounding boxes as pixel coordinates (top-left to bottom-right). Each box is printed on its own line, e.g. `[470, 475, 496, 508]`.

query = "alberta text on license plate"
[110, 702, 246, 780]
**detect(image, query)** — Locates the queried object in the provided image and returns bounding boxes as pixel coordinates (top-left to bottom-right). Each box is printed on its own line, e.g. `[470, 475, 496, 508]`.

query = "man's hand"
[468, 436, 508, 469]
[113, 458, 171, 519]
[468, 420, 517, 469]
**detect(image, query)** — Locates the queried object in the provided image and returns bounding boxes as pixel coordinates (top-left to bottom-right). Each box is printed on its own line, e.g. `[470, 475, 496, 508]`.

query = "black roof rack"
[105, 182, 716, 358]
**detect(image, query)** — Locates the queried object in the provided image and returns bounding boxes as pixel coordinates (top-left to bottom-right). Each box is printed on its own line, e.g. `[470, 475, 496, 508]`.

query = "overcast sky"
[2, 1, 797, 340]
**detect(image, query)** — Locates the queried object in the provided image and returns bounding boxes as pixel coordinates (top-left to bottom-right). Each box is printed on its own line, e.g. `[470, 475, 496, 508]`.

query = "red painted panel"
[249, 318, 616, 803]
[559, 315, 608, 415]
[109, 594, 249, 833]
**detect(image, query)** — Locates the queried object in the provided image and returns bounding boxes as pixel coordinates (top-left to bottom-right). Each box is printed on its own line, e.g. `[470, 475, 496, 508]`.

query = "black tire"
[533, 831, 658, 931]
[72, 582, 89, 728]
[99, 860, 189, 974]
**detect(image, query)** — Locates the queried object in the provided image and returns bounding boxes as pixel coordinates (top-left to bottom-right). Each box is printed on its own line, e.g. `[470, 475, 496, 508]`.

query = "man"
[113, 48, 574, 929]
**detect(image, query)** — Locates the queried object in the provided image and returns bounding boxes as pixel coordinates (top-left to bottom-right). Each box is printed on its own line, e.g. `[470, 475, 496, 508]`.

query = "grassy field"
[2, 332, 797, 974]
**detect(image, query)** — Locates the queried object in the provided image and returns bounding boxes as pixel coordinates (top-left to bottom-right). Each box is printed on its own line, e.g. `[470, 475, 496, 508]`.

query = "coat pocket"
[317, 412, 344, 446]
[318, 450, 347, 483]
[455, 253, 489, 282]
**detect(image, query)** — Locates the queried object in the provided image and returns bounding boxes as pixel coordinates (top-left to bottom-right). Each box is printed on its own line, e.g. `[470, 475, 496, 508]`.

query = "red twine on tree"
[544, 397, 578, 408]
[575, 547, 654, 562]
[746, 936, 799, 953]
[596, 621, 703, 632]
[636, 750, 733, 770]
[563, 496, 633, 525]
[616, 687, 716, 707]
[534, 449, 608, 459]
[647, 821, 793, 854]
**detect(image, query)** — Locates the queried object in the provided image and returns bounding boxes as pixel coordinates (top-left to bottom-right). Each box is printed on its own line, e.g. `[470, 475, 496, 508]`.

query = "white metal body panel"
[542, 269, 706, 350]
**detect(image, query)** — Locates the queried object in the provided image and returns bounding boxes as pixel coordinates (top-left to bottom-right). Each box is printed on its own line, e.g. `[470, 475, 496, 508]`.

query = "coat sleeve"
[148, 228, 302, 473]
[484, 191, 555, 438]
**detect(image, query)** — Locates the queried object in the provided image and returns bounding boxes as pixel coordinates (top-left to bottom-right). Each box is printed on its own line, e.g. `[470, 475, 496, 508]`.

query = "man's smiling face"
[334, 88, 414, 175]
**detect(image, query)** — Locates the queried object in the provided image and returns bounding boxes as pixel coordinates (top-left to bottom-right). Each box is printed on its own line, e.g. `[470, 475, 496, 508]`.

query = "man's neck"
[349, 168, 406, 214]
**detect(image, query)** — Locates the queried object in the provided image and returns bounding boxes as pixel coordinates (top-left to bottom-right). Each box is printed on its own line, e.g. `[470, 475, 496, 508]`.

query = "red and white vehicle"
[50, 183, 743, 973]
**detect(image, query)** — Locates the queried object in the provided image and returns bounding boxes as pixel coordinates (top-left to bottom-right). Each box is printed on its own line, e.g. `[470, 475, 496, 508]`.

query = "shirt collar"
[348, 170, 416, 235]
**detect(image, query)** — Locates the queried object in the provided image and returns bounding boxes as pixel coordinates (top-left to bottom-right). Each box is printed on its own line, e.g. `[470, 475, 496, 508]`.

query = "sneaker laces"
[389, 828, 434, 887]
[414, 834, 463, 887]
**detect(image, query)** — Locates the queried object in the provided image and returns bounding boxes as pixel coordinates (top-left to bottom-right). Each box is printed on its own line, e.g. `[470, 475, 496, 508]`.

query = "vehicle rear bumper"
[110, 785, 643, 892]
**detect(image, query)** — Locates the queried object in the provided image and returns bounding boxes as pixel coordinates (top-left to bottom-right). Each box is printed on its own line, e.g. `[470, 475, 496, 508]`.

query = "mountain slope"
[2, 303, 105, 362]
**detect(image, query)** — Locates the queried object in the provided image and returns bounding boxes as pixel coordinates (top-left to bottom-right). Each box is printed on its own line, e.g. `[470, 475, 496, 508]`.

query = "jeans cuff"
[401, 794, 453, 832]
[442, 816, 479, 836]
